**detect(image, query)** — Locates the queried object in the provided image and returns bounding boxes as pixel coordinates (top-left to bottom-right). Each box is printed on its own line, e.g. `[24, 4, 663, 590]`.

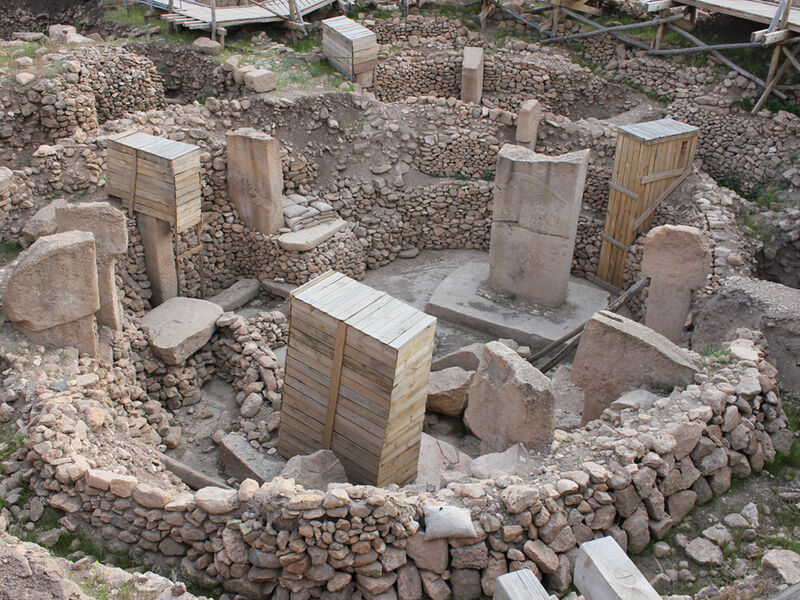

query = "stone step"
[277, 218, 347, 251]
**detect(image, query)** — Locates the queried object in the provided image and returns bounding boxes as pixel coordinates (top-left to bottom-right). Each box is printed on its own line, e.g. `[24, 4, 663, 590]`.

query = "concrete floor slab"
[426, 258, 610, 349]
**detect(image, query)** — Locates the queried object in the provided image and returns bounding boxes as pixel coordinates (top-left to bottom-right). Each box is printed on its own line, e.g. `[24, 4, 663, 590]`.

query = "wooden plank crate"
[321, 16, 378, 81]
[106, 130, 203, 233]
[596, 118, 699, 288]
[278, 271, 437, 487]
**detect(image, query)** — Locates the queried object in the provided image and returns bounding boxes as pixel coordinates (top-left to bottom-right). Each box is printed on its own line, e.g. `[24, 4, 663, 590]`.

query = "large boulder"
[20, 198, 68, 247]
[762, 549, 800, 585]
[426, 367, 473, 416]
[3, 231, 98, 331]
[281, 449, 347, 490]
[464, 341, 555, 453]
[139, 297, 223, 365]
[693, 275, 800, 393]
[571, 311, 699, 424]
[192, 37, 223, 56]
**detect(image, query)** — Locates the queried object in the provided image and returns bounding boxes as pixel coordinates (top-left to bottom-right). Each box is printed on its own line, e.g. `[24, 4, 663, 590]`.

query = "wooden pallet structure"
[596, 118, 699, 288]
[278, 271, 437, 487]
[478, 0, 800, 110]
[321, 16, 378, 83]
[154, 0, 338, 43]
[106, 130, 206, 296]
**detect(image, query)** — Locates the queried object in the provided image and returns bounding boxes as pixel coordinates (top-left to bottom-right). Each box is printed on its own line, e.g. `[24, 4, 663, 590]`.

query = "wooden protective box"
[321, 16, 378, 81]
[106, 130, 202, 232]
[278, 271, 436, 486]
[597, 118, 699, 287]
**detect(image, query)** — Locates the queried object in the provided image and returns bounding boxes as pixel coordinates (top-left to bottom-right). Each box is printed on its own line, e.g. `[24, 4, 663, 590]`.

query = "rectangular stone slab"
[574, 536, 661, 600]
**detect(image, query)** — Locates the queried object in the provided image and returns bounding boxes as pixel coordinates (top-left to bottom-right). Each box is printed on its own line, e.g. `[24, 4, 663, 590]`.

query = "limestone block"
[21, 198, 67, 246]
[489, 145, 589, 307]
[416, 433, 473, 488]
[192, 37, 223, 56]
[460, 47, 484, 105]
[515, 99, 543, 150]
[244, 69, 277, 93]
[227, 128, 284, 235]
[571, 311, 699, 424]
[277, 219, 346, 251]
[423, 505, 477, 540]
[139, 297, 223, 365]
[137, 213, 177, 306]
[207, 278, 261, 312]
[464, 341, 555, 453]
[220, 433, 285, 485]
[233, 64, 256, 85]
[4, 231, 99, 332]
[641, 225, 711, 342]
[281, 449, 348, 490]
[56, 202, 128, 329]
[426, 367, 473, 416]
[492, 570, 549, 600]
[48, 24, 76, 44]
[574, 536, 660, 600]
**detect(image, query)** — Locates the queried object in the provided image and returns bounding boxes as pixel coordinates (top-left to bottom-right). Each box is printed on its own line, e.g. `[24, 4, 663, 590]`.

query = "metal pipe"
[541, 13, 684, 44]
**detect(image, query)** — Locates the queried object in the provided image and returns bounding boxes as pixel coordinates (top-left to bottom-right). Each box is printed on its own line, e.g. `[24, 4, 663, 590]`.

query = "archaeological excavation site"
[0, 0, 799, 598]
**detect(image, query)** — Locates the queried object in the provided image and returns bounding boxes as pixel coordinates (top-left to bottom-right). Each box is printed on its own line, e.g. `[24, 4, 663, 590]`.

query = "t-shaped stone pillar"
[515, 99, 543, 150]
[3, 231, 100, 357]
[227, 127, 284, 235]
[138, 213, 178, 307]
[461, 46, 484, 105]
[490, 144, 590, 308]
[641, 225, 711, 343]
[56, 202, 128, 330]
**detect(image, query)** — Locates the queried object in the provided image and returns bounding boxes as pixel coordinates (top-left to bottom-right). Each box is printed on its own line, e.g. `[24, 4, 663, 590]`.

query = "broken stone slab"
[207, 278, 261, 312]
[260, 277, 297, 299]
[219, 433, 285, 485]
[641, 225, 711, 343]
[609, 389, 659, 411]
[157, 451, 230, 491]
[227, 128, 284, 235]
[416, 433, 473, 489]
[280, 449, 348, 490]
[470, 444, 529, 480]
[192, 37, 223, 55]
[684, 537, 723, 566]
[426, 367, 473, 416]
[571, 311, 699, 425]
[460, 46, 484, 105]
[464, 341, 555, 454]
[233, 64, 256, 85]
[20, 198, 68, 247]
[492, 569, 549, 600]
[431, 342, 484, 372]
[244, 69, 277, 93]
[277, 219, 347, 251]
[574, 536, 660, 600]
[139, 297, 223, 365]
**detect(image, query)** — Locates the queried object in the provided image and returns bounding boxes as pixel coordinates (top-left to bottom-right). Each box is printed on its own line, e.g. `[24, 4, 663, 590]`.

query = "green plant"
[290, 36, 320, 54]
[702, 343, 732, 363]
[753, 185, 785, 209]
[196, 90, 215, 104]
[742, 216, 775, 243]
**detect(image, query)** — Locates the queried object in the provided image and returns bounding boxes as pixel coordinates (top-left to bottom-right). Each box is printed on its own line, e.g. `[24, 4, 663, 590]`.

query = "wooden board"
[278, 271, 436, 486]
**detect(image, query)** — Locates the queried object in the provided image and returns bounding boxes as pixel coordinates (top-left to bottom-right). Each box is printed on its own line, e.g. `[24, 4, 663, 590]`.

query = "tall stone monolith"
[489, 144, 590, 308]
[641, 225, 711, 343]
[515, 99, 543, 150]
[461, 47, 484, 105]
[226, 128, 284, 235]
[138, 213, 177, 306]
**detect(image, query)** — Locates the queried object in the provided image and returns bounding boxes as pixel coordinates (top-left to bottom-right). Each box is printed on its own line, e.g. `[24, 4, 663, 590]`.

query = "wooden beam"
[767, 0, 792, 33]
[541, 13, 684, 44]
[485, 0, 554, 38]
[645, 0, 673, 12]
[751, 28, 791, 44]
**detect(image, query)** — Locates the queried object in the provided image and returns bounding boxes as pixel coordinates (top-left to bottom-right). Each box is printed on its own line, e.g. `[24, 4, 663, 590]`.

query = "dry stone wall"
[9, 329, 791, 599]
